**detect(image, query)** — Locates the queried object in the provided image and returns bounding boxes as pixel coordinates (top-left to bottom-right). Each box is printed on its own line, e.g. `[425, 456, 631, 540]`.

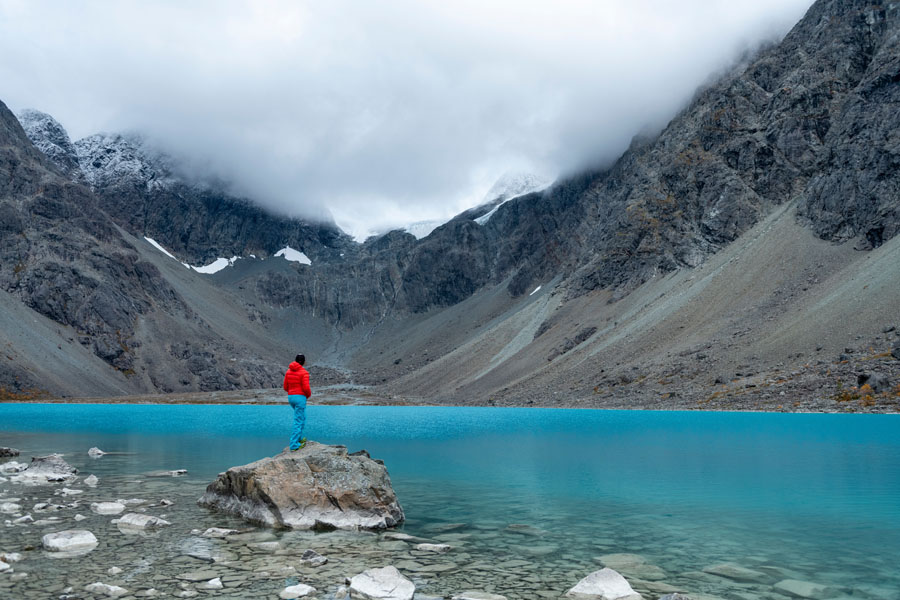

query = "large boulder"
[11, 454, 77, 484]
[42, 530, 98, 554]
[198, 442, 404, 530]
[0, 447, 19, 457]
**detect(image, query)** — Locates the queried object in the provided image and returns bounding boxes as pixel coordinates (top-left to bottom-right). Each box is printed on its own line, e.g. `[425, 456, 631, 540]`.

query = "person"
[282, 354, 312, 451]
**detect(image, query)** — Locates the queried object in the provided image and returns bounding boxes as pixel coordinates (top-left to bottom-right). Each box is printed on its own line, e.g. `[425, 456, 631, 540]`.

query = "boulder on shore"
[198, 442, 404, 530]
[349, 566, 415, 600]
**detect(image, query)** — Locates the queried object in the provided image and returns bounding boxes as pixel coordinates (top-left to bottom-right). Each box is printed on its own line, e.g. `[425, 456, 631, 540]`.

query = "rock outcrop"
[198, 442, 404, 530]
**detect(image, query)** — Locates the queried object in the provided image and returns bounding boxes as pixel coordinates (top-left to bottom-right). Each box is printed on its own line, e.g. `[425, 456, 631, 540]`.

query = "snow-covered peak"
[474, 171, 551, 225]
[16, 109, 84, 180]
[404, 220, 446, 240]
[75, 133, 177, 191]
[483, 171, 550, 204]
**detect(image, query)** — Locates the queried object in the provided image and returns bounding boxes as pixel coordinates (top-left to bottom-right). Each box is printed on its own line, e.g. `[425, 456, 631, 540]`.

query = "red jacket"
[283, 362, 311, 397]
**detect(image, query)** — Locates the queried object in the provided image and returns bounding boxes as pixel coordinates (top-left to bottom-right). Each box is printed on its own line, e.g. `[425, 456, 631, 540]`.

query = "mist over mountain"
[0, 0, 815, 239]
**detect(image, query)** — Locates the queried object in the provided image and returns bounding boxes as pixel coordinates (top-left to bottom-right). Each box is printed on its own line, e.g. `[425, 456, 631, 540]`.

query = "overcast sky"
[0, 0, 814, 239]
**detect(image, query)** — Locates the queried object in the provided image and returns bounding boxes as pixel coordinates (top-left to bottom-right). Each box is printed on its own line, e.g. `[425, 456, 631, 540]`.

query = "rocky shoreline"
[2, 446, 870, 599]
[5, 332, 898, 413]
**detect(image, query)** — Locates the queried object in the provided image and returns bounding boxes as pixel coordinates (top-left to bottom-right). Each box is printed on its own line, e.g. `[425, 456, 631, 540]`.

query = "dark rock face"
[16, 109, 84, 181]
[198, 442, 404, 530]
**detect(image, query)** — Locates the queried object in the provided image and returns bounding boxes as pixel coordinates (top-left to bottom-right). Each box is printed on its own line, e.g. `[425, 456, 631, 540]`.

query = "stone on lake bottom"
[92, 502, 126, 515]
[42, 529, 98, 554]
[566, 568, 643, 600]
[349, 565, 415, 600]
[176, 569, 220, 582]
[280, 583, 316, 598]
[145, 469, 187, 477]
[198, 442, 404, 530]
[702, 563, 769, 584]
[0, 561, 9, 572]
[84, 582, 128, 597]
[452, 592, 509, 600]
[416, 543, 452, 553]
[200, 527, 238, 538]
[88, 447, 107, 457]
[299, 549, 328, 566]
[659, 595, 693, 600]
[774, 579, 838, 599]
[200, 577, 224, 590]
[84, 474, 99, 487]
[116, 512, 171, 532]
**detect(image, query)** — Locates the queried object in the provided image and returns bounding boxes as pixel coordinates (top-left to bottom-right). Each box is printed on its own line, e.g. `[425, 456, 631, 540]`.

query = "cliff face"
[3, 0, 898, 398]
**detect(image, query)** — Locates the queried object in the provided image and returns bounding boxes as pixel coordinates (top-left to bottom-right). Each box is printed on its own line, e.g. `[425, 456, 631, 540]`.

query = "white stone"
[566, 568, 643, 600]
[0, 502, 21, 514]
[42, 529, 98, 553]
[416, 543, 452, 553]
[85, 582, 129, 597]
[84, 474, 99, 487]
[108, 566, 123, 575]
[145, 469, 187, 477]
[116, 512, 171, 532]
[200, 527, 238, 538]
[280, 583, 316, 599]
[0, 560, 9, 572]
[74, 514, 86, 521]
[10, 572, 27, 581]
[117, 498, 148, 506]
[59, 487, 83, 496]
[774, 579, 837, 599]
[200, 577, 224, 590]
[0, 461, 27, 474]
[349, 566, 415, 600]
[452, 593, 508, 600]
[88, 447, 107, 458]
[12, 514, 33, 524]
[0, 552, 22, 563]
[91, 502, 126, 515]
[159, 499, 174, 506]
[176, 591, 199, 598]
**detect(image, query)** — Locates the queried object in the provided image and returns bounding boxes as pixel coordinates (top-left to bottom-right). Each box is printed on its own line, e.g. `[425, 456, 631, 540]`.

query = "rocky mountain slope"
[1, 0, 897, 406]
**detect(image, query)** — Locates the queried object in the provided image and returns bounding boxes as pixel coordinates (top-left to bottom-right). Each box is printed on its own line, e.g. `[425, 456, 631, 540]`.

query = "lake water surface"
[1, 404, 898, 599]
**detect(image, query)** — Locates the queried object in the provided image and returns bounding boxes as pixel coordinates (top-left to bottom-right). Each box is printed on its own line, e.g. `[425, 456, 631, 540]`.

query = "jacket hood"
[288, 361, 302, 371]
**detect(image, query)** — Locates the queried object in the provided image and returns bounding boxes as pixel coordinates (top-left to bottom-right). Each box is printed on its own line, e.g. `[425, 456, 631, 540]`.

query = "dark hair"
[295, 354, 305, 365]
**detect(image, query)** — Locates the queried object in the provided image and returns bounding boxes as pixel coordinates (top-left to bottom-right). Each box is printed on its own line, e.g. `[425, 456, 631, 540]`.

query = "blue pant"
[288, 395, 307, 450]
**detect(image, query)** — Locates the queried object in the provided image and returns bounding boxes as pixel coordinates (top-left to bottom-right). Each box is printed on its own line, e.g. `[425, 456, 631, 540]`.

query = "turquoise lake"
[1, 404, 899, 599]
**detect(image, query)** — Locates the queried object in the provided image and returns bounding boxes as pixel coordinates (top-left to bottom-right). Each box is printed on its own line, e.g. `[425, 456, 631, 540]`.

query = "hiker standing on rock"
[283, 354, 312, 451]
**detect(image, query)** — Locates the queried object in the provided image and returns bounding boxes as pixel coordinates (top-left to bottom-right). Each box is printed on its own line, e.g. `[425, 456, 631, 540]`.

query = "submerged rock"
[702, 563, 769, 584]
[298, 549, 328, 567]
[198, 442, 404, 530]
[280, 583, 317, 599]
[146, 469, 188, 477]
[566, 568, 643, 600]
[91, 502, 126, 515]
[85, 582, 129, 597]
[84, 474, 99, 487]
[88, 447, 107, 458]
[11, 454, 77, 484]
[452, 593, 508, 600]
[0, 447, 19, 457]
[774, 579, 837, 599]
[349, 566, 415, 600]
[42, 529, 98, 554]
[116, 512, 171, 532]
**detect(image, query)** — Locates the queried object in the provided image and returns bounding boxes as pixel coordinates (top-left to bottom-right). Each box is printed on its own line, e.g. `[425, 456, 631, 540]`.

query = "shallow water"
[1, 404, 899, 599]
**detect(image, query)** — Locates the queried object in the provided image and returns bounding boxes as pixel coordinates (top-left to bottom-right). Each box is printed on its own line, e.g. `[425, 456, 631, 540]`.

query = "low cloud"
[0, 0, 814, 239]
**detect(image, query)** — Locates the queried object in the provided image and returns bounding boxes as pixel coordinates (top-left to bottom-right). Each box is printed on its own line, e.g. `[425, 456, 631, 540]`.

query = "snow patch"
[191, 257, 240, 274]
[275, 247, 312, 265]
[530, 285, 542, 296]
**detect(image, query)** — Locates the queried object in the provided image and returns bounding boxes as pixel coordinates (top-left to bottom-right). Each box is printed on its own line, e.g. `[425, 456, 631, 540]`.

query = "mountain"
[2, 0, 898, 406]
